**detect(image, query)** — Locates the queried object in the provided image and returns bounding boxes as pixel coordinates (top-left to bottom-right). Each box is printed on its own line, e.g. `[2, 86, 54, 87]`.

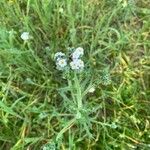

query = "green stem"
[74, 73, 82, 110]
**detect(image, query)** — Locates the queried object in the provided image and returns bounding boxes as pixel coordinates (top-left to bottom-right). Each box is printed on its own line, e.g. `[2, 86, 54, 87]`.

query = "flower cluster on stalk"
[54, 47, 85, 72]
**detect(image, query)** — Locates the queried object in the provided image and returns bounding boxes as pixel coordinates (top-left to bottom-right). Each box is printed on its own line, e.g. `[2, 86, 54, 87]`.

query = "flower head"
[70, 59, 84, 71]
[72, 47, 84, 59]
[56, 58, 67, 70]
[21, 32, 30, 41]
[75, 47, 84, 55]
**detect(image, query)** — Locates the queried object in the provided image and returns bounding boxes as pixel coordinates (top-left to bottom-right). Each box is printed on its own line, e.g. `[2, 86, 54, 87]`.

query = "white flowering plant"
[53, 47, 100, 141]
[1, 0, 149, 149]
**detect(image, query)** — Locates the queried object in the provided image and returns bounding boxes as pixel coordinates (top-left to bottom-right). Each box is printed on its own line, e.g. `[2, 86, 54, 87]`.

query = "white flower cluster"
[54, 47, 85, 71]
[54, 52, 67, 70]
[70, 47, 84, 71]
[21, 32, 30, 41]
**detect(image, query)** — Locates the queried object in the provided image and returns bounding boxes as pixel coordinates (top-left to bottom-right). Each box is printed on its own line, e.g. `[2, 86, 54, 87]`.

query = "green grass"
[0, 0, 150, 149]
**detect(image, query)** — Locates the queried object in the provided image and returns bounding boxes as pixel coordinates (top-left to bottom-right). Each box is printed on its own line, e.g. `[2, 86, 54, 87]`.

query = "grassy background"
[0, 0, 150, 149]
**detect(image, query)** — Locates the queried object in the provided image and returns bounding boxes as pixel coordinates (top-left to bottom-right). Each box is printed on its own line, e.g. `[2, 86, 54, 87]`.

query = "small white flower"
[70, 59, 84, 71]
[72, 51, 81, 59]
[76, 59, 84, 69]
[70, 61, 79, 70]
[56, 58, 67, 70]
[57, 58, 67, 67]
[72, 47, 84, 59]
[58, 8, 64, 13]
[21, 32, 30, 41]
[54, 52, 65, 60]
[88, 87, 95, 93]
[75, 47, 84, 55]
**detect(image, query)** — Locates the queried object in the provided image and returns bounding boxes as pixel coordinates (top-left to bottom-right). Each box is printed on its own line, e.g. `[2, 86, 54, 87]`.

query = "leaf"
[24, 137, 42, 144]
[56, 118, 76, 141]
[0, 101, 20, 118]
